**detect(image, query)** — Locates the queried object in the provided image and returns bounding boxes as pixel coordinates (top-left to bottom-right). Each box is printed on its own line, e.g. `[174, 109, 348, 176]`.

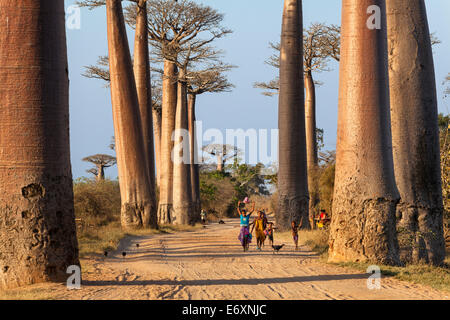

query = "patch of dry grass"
[336, 258, 450, 293]
[77, 221, 202, 258]
[0, 287, 55, 300]
[281, 228, 450, 293]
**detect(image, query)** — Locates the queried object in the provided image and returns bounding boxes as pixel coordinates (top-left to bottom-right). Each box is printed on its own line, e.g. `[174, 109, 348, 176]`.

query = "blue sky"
[65, 0, 450, 179]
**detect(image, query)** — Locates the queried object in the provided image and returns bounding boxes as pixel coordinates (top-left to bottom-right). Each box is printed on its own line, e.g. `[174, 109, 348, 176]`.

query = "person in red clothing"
[317, 209, 330, 229]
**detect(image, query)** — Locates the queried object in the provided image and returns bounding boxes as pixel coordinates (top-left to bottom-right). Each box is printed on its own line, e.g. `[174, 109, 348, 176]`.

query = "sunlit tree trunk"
[172, 69, 194, 225]
[158, 60, 178, 224]
[328, 0, 400, 265]
[387, 0, 445, 265]
[188, 93, 201, 221]
[0, 1, 79, 289]
[217, 155, 224, 172]
[277, 0, 309, 231]
[305, 71, 318, 228]
[106, 0, 154, 229]
[97, 165, 105, 181]
[152, 107, 162, 187]
[133, 0, 157, 228]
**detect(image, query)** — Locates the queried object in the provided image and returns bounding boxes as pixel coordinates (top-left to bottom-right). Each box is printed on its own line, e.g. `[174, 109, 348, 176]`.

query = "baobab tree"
[133, 0, 157, 205]
[203, 144, 240, 172]
[188, 66, 234, 217]
[83, 154, 117, 181]
[105, 0, 157, 229]
[152, 82, 163, 186]
[277, 0, 309, 231]
[328, 0, 400, 265]
[255, 23, 340, 227]
[0, 1, 79, 289]
[386, 0, 445, 265]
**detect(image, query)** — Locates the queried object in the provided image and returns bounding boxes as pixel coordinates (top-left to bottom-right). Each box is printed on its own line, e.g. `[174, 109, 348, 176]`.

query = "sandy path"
[5, 218, 449, 300]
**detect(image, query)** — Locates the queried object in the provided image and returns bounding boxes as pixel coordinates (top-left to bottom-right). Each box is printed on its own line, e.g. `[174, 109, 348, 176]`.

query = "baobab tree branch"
[255, 23, 341, 97]
[124, 0, 232, 70]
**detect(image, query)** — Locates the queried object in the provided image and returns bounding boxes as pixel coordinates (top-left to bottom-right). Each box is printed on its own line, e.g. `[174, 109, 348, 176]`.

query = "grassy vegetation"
[282, 227, 450, 292]
[275, 229, 329, 261]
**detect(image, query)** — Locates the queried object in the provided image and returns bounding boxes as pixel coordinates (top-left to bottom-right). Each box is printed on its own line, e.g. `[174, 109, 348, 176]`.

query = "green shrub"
[73, 177, 121, 227]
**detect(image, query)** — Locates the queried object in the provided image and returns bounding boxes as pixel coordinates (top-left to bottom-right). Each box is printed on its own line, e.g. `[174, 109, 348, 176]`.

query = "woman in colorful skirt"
[251, 211, 266, 251]
[237, 200, 255, 252]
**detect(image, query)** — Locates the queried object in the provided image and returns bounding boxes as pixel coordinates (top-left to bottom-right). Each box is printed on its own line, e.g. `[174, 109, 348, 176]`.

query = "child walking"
[291, 218, 303, 251]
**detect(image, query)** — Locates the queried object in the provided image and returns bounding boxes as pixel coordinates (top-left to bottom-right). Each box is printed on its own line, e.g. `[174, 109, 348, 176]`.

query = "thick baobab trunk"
[305, 71, 318, 228]
[106, 0, 155, 229]
[0, 1, 79, 290]
[328, 0, 400, 265]
[172, 69, 194, 225]
[188, 93, 201, 221]
[158, 60, 178, 224]
[152, 106, 162, 187]
[133, 0, 157, 228]
[277, 0, 309, 231]
[386, 0, 445, 265]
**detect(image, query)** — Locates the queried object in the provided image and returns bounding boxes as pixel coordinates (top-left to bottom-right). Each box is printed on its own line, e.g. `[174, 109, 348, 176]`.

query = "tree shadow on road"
[82, 273, 369, 287]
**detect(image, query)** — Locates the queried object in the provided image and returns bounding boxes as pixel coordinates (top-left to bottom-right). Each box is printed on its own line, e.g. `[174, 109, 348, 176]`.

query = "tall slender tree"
[172, 66, 193, 224]
[0, 1, 79, 289]
[133, 0, 158, 224]
[255, 24, 340, 227]
[106, 0, 156, 228]
[152, 82, 163, 187]
[386, 0, 445, 265]
[277, 0, 309, 231]
[328, 0, 400, 265]
[158, 60, 178, 223]
[188, 66, 234, 218]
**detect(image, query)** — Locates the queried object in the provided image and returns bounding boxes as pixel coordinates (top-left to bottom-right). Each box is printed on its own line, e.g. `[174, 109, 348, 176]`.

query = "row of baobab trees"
[0, 0, 445, 291]
[78, 0, 235, 228]
[275, 0, 445, 266]
[0, 0, 235, 290]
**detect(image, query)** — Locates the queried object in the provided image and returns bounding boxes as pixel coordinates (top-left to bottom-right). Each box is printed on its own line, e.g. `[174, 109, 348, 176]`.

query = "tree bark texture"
[133, 0, 157, 228]
[188, 93, 201, 221]
[305, 71, 318, 228]
[0, 0, 79, 289]
[157, 60, 178, 224]
[277, 0, 309, 231]
[172, 69, 194, 225]
[386, 0, 445, 265]
[152, 107, 162, 187]
[328, 0, 401, 265]
[106, 0, 155, 229]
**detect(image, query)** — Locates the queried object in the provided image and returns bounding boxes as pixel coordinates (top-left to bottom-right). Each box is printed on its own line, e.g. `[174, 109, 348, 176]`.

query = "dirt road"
[3, 218, 449, 300]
